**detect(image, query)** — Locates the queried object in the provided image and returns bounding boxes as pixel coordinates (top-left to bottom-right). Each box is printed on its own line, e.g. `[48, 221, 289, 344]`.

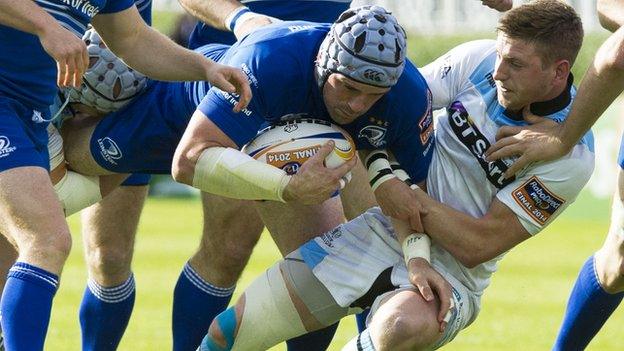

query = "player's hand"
[481, 0, 513, 11]
[234, 14, 279, 40]
[407, 257, 454, 332]
[485, 108, 567, 178]
[375, 178, 427, 232]
[205, 62, 252, 113]
[38, 23, 88, 89]
[282, 141, 357, 204]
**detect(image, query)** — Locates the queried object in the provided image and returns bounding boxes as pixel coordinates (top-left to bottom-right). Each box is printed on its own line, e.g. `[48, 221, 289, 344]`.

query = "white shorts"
[297, 207, 479, 348]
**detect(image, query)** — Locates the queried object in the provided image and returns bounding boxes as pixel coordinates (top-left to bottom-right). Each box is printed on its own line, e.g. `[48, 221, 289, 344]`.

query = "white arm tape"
[365, 150, 396, 191]
[402, 233, 431, 265]
[192, 147, 291, 202]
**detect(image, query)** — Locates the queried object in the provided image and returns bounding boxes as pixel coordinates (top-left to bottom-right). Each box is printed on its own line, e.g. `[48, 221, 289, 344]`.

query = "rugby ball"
[242, 118, 355, 175]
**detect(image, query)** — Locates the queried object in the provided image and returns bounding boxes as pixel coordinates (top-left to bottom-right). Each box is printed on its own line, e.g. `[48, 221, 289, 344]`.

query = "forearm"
[598, 0, 624, 31]
[178, 0, 242, 31]
[413, 190, 526, 268]
[560, 28, 624, 149]
[111, 26, 216, 81]
[0, 0, 57, 36]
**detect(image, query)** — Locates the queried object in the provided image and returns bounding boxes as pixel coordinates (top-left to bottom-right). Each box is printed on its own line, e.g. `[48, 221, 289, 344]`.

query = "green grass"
[45, 195, 624, 350]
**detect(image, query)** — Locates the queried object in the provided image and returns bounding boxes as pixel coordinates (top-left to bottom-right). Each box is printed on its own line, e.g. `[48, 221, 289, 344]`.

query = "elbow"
[596, 30, 624, 73]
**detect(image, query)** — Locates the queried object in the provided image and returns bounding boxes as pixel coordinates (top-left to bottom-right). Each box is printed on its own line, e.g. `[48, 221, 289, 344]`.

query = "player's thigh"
[62, 113, 113, 175]
[199, 192, 263, 258]
[0, 167, 70, 272]
[255, 196, 346, 256]
[82, 185, 148, 254]
[339, 155, 376, 221]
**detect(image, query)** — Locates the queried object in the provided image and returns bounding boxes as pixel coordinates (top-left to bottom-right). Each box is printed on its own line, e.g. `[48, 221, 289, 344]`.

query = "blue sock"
[355, 309, 370, 332]
[172, 262, 235, 351]
[0, 262, 59, 351]
[286, 322, 339, 351]
[79, 274, 136, 351]
[553, 255, 624, 351]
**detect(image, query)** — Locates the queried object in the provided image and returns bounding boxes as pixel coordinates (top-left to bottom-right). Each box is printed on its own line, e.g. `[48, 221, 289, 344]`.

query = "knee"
[86, 244, 133, 282]
[29, 229, 73, 263]
[373, 309, 439, 351]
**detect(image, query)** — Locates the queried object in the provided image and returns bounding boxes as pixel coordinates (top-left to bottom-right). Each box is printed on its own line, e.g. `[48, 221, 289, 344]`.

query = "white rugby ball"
[242, 118, 355, 175]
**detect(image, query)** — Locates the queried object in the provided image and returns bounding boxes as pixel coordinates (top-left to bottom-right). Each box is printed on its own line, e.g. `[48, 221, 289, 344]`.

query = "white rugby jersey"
[420, 40, 595, 297]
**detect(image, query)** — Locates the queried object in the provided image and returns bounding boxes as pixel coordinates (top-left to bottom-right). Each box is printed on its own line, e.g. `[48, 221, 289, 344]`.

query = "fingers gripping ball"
[242, 118, 355, 182]
[65, 28, 147, 113]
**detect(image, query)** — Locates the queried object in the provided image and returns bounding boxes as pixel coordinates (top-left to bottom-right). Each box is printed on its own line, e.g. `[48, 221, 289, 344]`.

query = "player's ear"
[553, 59, 570, 84]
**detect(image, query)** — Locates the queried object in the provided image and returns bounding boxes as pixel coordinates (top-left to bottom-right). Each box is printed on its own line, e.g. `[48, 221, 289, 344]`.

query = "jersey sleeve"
[420, 40, 496, 110]
[386, 76, 435, 183]
[100, 0, 135, 14]
[496, 145, 594, 235]
[197, 41, 301, 148]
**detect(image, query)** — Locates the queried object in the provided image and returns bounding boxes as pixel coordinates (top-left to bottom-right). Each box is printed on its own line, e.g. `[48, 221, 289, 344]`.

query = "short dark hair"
[497, 0, 583, 66]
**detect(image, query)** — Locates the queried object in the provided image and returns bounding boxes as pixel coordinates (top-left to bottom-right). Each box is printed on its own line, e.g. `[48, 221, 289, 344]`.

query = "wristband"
[366, 150, 396, 191]
[225, 6, 251, 32]
[402, 233, 431, 266]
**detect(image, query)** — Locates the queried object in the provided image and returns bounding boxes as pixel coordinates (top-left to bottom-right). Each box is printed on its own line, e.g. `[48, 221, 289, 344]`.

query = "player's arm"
[91, 7, 250, 111]
[598, 0, 624, 32]
[362, 149, 428, 232]
[177, 0, 276, 39]
[414, 189, 530, 268]
[172, 110, 355, 204]
[0, 0, 88, 88]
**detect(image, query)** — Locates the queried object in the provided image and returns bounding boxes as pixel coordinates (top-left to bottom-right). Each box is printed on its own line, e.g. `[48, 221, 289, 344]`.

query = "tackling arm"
[413, 189, 530, 268]
[177, 0, 242, 31]
[598, 0, 624, 32]
[91, 6, 251, 112]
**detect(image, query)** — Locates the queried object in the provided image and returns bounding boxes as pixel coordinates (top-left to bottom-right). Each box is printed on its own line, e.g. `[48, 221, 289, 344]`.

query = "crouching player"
[198, 1, 594, 350]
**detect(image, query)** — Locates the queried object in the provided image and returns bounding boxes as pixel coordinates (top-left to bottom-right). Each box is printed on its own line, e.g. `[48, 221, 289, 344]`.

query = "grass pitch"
[45, 193, 624, 350]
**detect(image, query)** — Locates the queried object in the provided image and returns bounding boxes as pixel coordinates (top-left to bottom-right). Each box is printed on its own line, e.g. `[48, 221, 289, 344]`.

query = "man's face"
[493, 34, 558, 112]
[322, 73, 390, 125]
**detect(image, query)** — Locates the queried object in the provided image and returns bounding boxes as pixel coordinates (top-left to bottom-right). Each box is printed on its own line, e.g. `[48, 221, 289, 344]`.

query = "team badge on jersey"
[97, 137, 123, 165]
[512, 176, 565, 225]
[358, 116, 388, 147]
[0, 136, 17, 159]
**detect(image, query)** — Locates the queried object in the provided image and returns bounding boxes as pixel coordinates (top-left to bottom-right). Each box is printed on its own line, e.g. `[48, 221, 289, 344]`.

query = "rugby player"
[196, 1, 594, 350]
[68, 1, 354, 349]
[0, 0, 251, 348]
[485, 0, 624, 349]
[58, 6, 440, 350]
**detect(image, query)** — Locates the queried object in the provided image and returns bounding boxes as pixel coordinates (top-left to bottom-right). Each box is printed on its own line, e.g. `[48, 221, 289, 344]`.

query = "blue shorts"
[90, 82, 190, 174]
[121, 173, 151, 186]
[0, 94, 49, 172]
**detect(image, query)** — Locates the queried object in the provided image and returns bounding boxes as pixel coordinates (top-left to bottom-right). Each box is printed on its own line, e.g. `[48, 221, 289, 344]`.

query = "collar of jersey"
[503, 73, 574, 121]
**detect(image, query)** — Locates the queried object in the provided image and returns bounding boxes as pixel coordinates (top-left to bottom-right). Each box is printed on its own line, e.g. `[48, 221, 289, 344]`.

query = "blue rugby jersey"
[188, 0, 351, 48]
[0, 0, 134, 110]
[196, 21, 434, 183]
